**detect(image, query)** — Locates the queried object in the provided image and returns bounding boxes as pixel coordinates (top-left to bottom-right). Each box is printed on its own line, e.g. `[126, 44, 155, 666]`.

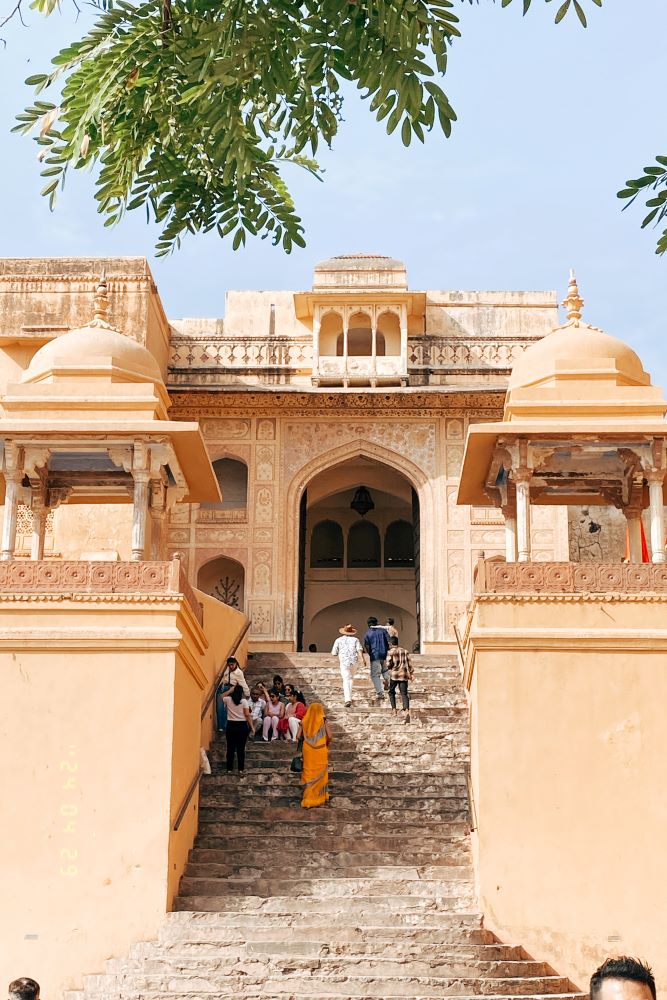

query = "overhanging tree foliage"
[11, 0, 639, 257]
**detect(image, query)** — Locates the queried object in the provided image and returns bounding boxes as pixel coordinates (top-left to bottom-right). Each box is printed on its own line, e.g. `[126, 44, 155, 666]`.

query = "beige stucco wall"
[465, 594, 667, 992]
[0, 589, 247, 999]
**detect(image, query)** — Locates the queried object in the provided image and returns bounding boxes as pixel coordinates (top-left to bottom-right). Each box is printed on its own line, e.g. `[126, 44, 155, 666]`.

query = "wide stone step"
[136, 940, 523, 961]
[70, 993, 583, 1000]
[173, 894, 476, 913]
[77, 974, 574, 998]
[106, 955, 549, 978]
[194, 831, 471, 851]
[183, 863, 473, 881]
[188, 848, 472, 868]
[159, 913, 490, 939]
[197, 804, 469, 822]
[178, 875, 475, 898]
[201, 770, 467, 787]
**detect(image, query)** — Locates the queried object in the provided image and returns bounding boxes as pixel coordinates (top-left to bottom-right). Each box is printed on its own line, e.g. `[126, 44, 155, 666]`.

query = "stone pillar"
[131, 443, 150, 561]
[30, 498, 47, 561]
[647, 472, 666, 563]
[400, 310, 408, 386]
[625, 508, 643, 564]
[342, 315, 349, 387]
[1, 446, 24, 562]
[502, 503, 517, 563]
[311, 315, 320, 387]
[149, 482, 168, 561]
[371, 316, 378, 386]
[515, 473, 532, 563]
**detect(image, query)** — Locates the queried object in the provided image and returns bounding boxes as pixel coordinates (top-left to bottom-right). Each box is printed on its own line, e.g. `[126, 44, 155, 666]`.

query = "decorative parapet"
[408, 337, 537, 371]
[475, 558, 667, 595]
[0, 558, 204, 625]
[169, 336, 313, 373]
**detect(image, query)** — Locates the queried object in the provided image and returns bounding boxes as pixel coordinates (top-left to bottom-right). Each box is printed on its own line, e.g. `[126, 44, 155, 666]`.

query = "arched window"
[319, 311, 343, 356]
[377, 311, 401, 356]
[310, 520, 344, 567]
[336, 312, 381, 357]
[197, 556, 245, 608]
[384, 519, 414, 567]
[348, 520, 381, 568]
[203, 458, 248, 509]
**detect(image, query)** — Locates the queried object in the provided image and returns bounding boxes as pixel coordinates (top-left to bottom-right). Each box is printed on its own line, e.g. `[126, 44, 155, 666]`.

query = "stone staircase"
[68, 651, 584, 1000]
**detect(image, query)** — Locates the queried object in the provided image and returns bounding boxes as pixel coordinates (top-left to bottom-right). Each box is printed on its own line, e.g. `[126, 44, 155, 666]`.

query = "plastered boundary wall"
[463, 593, 667, 993]
[0, 588, 247, 999]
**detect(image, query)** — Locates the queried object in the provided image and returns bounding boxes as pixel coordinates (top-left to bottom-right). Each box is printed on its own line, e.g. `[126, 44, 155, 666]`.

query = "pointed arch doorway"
[296, 456, 420, 652]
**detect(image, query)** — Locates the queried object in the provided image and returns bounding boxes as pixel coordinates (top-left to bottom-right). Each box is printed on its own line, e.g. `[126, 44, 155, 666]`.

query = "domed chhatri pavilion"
[458, 271, 667, 565]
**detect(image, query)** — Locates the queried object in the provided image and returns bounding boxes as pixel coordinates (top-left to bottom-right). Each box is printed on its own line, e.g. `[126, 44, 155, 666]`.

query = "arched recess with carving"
[197, 555, 245, 609]
[202, 457, 248, 510]
[280, 439, 436, 648]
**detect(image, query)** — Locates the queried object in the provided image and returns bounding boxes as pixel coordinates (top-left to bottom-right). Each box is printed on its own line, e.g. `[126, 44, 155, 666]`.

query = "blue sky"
[0, 0, 665, 386]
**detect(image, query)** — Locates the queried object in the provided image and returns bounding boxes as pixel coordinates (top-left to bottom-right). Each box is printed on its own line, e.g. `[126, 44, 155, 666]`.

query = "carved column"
[515, 472, 532, 563]
[647, 470, 666, 563]
[131, 443, 150, 561]
[1, 445, 24, 561]
[30, 497, 47, 561]
[342, 313, 349, 387]
[311, 315, 320, 387]
[502, 502, 518, 563]
[625, 507, 643, 564]
[371, 313, 378, 386]
[400, 309, 408, 387]
[149, 481, 168, 561]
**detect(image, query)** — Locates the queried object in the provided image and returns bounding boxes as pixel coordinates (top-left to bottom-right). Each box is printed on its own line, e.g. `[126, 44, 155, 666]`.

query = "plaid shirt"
[385, 645, 413, 682]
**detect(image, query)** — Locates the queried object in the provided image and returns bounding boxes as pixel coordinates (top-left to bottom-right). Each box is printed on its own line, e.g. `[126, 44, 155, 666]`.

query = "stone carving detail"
[446, 486, 466, 527]
[257, 419, 276, 440]
[196, 508, 247, 524]
[445, 445, 463, 478]
[0, 560, 171, 592]
[195, 527, 247, 544]
[447, 550, 465, 594]
[283, 422, 436, 477]
[446, 419, 464, 440]
[170, 340, 312, 372]
[480, 560, 667, 594]
[446, 601, 467, 636]
[255, 446, 275, 482]
[253, 563, 271, 596]
[254, 528, 273, 543]
[212, 575, 241, 608]
[249, 600, 273, 635]
[408, 337, 534, 369]
[201, 419, 251, 439]
[470, 506, 504, 526]
[255, 487, 274, 524]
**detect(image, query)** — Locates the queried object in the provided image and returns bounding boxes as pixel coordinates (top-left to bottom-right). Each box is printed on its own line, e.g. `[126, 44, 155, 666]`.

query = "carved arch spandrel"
[278, 438, 437, 646]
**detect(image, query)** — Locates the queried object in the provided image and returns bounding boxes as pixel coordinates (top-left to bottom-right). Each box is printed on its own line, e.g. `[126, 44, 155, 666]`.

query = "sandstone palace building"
[0, 253, 569, 650]
[3, 253, 667, 1000]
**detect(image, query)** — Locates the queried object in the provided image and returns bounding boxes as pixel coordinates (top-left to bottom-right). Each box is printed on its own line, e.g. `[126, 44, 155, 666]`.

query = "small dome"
[508, 319, 650, 391]
[23, 324, 163, 385]
[315, 253, 404, 271]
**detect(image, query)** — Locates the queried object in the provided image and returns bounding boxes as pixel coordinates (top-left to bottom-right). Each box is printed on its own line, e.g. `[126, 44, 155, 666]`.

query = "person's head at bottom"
[308, 643, 317, 653]
[590, 958, 656, 1000]
[367, 617, 378, 627]
[389, 636, 399, 647]
[9, 980, 40, 1000]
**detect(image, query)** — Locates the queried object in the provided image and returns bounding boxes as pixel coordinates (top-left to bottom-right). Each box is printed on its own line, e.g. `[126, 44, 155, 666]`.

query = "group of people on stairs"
[214, 656, 331, 809]
[331, 616, 414, 721]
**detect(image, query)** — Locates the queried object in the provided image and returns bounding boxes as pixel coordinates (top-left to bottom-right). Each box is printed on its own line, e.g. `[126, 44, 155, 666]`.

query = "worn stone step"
[194, 832, 471, 851]
[136, 940, 523, 961]
[178, 875, 475, 898]
[78, 974, 574, 998]
[188, 848, 472, 868]
[183, 863, 473, 881]
[197, 804, 469, 823]
[158, 913, 490, 939]
[70, 994, 584, 1000]
[173, 894, 476, 913]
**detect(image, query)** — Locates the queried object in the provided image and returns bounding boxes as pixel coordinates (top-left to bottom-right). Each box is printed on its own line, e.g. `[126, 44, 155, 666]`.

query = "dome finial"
[562, 268, 584, 322]
[91, 268, 112, 328]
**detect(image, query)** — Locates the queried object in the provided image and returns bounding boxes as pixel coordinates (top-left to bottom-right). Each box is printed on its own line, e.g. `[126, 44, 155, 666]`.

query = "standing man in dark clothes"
[363, 616, 390, 702]
[385, 635, 414, 724]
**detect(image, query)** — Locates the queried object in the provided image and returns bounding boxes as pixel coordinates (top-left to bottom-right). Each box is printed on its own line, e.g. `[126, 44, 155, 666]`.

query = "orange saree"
[300, 703, 330, 809]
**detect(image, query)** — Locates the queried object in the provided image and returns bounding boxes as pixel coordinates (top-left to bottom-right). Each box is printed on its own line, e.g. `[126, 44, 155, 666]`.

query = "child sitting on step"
[247, 685, 267, 739]
[262, 688, 285, 741]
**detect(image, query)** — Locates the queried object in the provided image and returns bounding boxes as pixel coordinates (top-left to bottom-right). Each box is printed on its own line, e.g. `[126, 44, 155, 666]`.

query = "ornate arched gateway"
[281, 441, 436, 651]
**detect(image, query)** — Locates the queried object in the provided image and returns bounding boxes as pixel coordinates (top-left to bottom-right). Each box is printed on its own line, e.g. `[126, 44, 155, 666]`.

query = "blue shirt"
[363, 626, 389, 660]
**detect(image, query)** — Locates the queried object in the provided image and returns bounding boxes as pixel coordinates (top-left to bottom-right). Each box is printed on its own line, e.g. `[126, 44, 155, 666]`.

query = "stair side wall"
[465, 593, 667, 993]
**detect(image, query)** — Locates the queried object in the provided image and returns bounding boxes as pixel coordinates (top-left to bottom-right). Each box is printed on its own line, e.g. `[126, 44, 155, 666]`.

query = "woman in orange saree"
[297, 702, 332, 809]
